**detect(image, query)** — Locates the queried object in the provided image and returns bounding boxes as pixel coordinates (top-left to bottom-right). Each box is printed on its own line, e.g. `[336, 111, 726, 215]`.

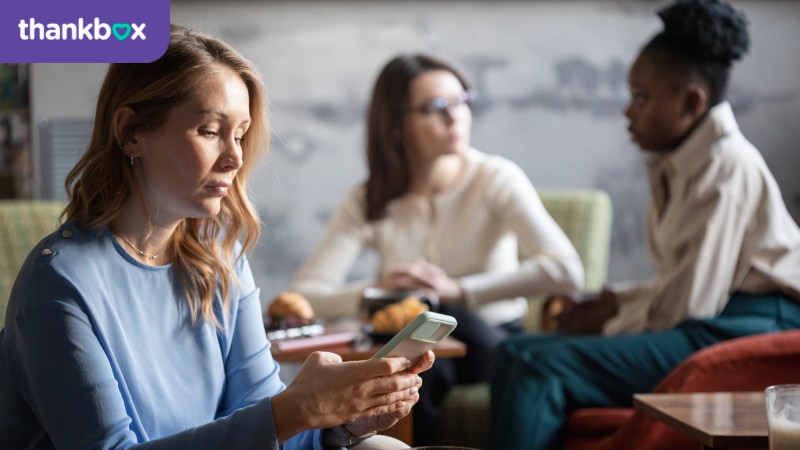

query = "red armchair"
[565, 329, 800, 450]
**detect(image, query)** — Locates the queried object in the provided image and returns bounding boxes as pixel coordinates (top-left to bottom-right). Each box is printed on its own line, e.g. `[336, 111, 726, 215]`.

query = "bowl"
[360, 288, 439, 341]
[360, 288, 439, 317]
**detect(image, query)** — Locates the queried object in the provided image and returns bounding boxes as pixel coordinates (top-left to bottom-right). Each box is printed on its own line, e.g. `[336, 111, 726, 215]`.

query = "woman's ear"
[682, 83, 709, 123]
[113, 106, 138, 149]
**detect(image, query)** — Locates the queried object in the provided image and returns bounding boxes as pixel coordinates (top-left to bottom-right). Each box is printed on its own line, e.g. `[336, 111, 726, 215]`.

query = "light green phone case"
[371, 311, 458, 363]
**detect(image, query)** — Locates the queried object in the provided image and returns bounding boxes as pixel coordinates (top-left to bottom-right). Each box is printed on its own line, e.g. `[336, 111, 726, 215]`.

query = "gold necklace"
[118, 234, 160, 261]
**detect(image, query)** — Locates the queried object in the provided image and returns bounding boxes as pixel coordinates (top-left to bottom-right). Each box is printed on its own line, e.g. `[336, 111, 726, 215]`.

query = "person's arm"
[290, 189, 373, 320]
[271, 351, 430, 444]
[604, 176, 754, 335]
[459, 163, 585, 308]
[223, 253, 431, 448]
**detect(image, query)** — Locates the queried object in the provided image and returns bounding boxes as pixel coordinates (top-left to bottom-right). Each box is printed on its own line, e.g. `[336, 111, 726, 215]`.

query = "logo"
[18, 18, 147, 41]
[1, 0, 169, 63]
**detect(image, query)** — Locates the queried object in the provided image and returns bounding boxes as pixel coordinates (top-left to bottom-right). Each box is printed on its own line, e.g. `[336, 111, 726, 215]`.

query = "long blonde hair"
[64, 24, 268, 325]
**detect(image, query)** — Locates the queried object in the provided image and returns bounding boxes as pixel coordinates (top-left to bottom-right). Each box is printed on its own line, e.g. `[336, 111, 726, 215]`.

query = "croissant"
[370, 296, 429, 334]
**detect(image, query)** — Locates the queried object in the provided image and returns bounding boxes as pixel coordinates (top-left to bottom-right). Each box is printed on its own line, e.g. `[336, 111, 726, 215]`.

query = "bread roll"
[267, 291, 315, 321]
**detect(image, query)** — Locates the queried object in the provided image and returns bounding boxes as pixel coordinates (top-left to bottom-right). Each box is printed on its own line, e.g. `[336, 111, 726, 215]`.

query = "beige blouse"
[604, 102, 800, 335]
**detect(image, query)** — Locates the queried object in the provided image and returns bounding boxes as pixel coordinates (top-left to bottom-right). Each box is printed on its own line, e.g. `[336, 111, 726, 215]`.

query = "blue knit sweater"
[0, 222, 324, 449]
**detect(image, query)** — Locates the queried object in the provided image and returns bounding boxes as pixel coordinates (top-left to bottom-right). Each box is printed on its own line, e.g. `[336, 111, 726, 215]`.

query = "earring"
[129, 154, 135, 166]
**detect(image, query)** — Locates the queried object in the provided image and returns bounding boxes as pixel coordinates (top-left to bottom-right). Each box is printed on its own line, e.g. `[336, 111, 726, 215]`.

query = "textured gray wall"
[30, 1, 800, 305]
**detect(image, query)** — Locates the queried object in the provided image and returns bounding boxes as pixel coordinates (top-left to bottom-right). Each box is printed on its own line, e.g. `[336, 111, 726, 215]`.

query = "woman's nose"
[221, 139, 243, 171]
[441, 107, 456, 124]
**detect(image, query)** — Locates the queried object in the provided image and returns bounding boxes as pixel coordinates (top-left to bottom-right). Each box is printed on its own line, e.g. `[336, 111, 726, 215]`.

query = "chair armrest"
[654, 330, 800, 393]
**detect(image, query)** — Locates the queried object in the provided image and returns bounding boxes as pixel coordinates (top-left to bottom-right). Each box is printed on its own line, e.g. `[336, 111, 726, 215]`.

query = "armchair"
[435, 189, 614, 448]
[0, 200, 65, 326]
[567, 328, 800, 450]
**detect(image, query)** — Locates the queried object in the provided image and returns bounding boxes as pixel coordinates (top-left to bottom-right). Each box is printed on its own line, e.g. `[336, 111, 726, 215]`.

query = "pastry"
[370, 296, 429, 334]
[267, 291, 315, 329]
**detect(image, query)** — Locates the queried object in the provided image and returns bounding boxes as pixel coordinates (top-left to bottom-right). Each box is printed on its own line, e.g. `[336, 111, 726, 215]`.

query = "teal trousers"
[490, 293, 800, 450]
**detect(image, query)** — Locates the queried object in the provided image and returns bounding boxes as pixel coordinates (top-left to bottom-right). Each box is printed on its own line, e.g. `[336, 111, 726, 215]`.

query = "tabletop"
[270, 325, 466, 363]
[633, 391, 768, 449]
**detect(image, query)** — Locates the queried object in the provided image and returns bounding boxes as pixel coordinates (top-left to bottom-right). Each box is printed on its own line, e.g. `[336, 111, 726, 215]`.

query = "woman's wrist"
[322, 424, 377, 447]
[271, 389, 308, 443]
[440, 280, 466, 306]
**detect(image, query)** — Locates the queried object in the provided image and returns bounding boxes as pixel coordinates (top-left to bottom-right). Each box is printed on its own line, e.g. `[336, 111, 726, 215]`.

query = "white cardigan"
[291, 148, 584, 326]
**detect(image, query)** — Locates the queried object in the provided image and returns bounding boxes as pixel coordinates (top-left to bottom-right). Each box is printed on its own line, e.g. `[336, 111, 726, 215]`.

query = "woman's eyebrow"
[197, 108, 251, 125]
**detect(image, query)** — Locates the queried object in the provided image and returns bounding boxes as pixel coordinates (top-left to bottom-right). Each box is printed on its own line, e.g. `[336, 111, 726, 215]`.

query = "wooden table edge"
[633, 393, 769, 449]
[272, 335, 466, 363]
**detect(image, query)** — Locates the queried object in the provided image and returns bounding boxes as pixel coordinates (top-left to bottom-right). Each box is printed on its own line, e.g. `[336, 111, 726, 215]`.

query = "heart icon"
[112, 23, 131, 41]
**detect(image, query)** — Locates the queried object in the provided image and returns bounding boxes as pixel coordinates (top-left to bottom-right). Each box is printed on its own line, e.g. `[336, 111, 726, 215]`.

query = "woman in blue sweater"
[0, 25, 431, 450]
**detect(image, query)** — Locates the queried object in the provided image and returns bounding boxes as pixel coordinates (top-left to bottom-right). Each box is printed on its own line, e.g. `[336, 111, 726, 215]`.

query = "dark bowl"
[360, 288, 439, 317]
[360, 288, 440, 341]
[360, 323, 397, 343]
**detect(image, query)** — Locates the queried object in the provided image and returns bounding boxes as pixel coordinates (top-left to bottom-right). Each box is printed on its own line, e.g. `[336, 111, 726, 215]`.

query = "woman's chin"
[189, 201, 222, 219]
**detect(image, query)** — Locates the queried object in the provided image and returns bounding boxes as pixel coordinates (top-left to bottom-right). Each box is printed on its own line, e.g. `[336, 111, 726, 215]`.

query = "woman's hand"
[271, 350, 434, 442]
[343, 350, 434, 436]
[377, 259, 464, 305]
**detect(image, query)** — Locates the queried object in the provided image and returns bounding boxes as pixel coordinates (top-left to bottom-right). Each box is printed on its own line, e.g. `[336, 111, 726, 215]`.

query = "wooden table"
[270, 322, 466, 445]
[633, 392, 768, 449]
[271, 334, 466, 363]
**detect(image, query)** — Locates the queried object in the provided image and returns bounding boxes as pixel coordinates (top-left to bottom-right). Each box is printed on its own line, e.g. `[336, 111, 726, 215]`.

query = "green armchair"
[435, 189, 613, 448]
[0, 200, 65, 326]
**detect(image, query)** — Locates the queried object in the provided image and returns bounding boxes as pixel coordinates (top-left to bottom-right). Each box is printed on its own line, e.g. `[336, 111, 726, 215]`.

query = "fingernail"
[404, 358, 412, 367]
[409, 386, 418, 395]
[416, 375, 422, 384]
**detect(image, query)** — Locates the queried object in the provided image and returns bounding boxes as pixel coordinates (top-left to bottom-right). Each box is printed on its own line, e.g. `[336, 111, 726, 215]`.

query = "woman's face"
[624, 52, 697, 153]
[134, 65, 250, 223]
[403, 70, 472, 161]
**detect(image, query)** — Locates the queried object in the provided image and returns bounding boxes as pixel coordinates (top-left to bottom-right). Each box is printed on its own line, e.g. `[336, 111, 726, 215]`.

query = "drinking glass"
[765, 384, 800, 450]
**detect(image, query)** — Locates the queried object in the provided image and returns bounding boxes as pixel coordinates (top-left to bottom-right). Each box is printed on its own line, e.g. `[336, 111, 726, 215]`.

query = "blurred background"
[7, 0, 799, 305]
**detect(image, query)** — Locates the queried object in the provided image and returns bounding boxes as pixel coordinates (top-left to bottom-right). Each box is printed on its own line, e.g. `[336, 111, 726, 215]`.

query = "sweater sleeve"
[459, 160, 585, 306]
[290, 188, 374, 319]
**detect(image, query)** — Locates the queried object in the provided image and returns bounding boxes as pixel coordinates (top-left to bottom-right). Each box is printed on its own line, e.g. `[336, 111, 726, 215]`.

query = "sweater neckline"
[406, 148, 477, 205]
[104, 227, 172, 271]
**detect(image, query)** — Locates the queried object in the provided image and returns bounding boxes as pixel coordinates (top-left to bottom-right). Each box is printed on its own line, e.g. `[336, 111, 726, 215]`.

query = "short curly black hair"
[643, 0, 750, 105]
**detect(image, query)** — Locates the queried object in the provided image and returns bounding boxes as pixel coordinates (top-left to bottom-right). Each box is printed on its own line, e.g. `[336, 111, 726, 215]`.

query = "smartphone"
[371, 311, 457, 364]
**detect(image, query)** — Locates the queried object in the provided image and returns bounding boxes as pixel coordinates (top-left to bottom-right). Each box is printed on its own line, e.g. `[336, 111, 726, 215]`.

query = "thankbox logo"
[1, 0, 169, 63]
[18, 18, 147, 41]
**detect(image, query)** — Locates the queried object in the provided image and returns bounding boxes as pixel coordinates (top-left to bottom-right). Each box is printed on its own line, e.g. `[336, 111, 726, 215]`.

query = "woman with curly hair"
[491, 1, 800, 448]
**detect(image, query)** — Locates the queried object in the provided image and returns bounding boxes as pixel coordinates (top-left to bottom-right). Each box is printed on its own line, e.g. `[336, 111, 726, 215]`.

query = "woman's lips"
[207, 183, 230, 196]
[628, 126, 638, 143]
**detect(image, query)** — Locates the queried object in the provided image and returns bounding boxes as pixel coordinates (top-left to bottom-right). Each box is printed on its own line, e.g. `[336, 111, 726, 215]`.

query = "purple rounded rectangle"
[1, 0, 170, 63]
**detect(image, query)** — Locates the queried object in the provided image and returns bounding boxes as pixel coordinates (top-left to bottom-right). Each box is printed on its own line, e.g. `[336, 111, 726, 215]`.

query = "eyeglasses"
[406, 90, 477, 117]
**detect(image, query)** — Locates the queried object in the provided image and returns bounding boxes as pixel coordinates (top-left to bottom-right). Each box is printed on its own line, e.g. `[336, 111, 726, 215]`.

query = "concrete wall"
[30, 1, 800, 304]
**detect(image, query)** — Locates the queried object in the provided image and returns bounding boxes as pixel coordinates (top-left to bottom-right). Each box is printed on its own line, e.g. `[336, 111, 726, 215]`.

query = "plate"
[265, 317, 325, 341]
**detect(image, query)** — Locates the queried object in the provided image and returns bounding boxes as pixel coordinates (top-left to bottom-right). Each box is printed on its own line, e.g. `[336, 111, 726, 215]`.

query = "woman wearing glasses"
[291, 53, 584, 445]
